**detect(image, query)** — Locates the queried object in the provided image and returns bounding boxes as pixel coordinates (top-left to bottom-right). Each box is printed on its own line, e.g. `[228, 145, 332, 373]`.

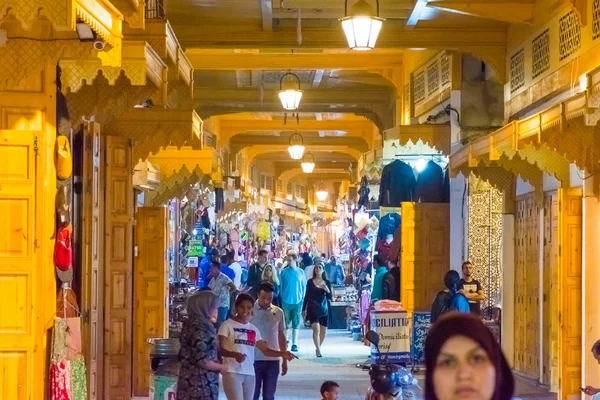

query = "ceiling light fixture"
[278, 72, 303, 110]
[301, 153, 316, 173]
[316, 181, 328, 201]
[288, 133, 305, 160]
[340, 0, 385, 51]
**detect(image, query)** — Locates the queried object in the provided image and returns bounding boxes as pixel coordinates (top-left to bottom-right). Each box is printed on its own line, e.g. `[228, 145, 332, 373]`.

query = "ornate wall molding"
[384, 124, 451, 155]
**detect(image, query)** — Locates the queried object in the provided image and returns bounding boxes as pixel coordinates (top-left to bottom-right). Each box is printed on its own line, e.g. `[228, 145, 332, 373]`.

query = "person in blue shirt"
[325, 255, 344, 286]
[370, 255, 388, 302]
[279, 253, 307, 352]
[220, 254, 236, 281]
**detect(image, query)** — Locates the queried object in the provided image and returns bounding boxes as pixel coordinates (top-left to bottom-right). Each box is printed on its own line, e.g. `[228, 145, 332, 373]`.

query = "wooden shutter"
[543, 192, 559, 391]
[400, 203, 450, 312]
[133, 207, 168, 396]
[82, 122, 104, 400]
[558, 188, 582, 399]
[104, 136, 134, 400]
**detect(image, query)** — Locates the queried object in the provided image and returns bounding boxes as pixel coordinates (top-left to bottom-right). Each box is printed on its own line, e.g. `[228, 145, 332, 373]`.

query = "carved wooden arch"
[454, 161, 515, 213]
[146, 165, 212, 206]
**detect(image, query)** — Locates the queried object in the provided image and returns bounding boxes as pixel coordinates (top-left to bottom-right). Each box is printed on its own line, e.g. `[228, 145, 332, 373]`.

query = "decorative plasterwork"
[59, 41, 166, 95]
[111, 0, 143, 29]
[384, 124, 451, 155]
[0, 38, 96, 90]
[450, 67, 600, 185]
[105, 108, 202, 162]
[145, 147, 220, 205]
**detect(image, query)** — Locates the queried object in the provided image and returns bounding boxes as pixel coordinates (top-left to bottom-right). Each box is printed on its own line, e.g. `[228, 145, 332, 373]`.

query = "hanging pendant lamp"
[288, 133, 305, 160]
[278, 73, 303, 110]
[340, 0, 385, 51]
[316, 181, 328, 201]
[301, 153, 316, 173]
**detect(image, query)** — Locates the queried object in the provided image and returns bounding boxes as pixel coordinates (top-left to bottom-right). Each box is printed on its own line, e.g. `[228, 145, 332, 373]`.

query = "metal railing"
[146, 0, 166, 19]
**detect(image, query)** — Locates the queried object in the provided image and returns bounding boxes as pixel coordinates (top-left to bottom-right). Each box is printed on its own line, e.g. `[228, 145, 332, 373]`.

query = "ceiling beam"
[426, 2, 533, 24]
[194, 87, 392, 105]
[261, 0, 273, 31]
[272, 8, 411, 19]
[231, 135, 369, 153]
[187, 51, 404, 70]
[220, 118, 376, 133]
[176, 23, 505, 50]
[406, 0, 428, 31]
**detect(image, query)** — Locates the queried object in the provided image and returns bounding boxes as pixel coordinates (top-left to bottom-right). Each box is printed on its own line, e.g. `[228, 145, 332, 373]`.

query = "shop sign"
[369, 310, 411, 363]
[188, 240, 205, 257]
[187, 257, 199, 268]
[240, 231, 249, 241]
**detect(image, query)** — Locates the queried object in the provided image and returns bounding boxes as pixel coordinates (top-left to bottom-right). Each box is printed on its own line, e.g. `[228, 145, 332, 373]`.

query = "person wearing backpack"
[430, 270, 470, 323]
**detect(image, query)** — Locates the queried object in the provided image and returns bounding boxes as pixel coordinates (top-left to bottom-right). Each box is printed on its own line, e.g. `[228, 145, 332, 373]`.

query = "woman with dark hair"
[218, 293, 296, 400]
[424, 313, 514, 400]
[430, 270, 470, 323]
[176, 291, 226, 400]
[302, 261, 332, 357]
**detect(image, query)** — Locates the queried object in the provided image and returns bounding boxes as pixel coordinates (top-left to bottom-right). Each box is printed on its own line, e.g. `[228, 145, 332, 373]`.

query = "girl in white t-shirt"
[218, 293, 297, 400]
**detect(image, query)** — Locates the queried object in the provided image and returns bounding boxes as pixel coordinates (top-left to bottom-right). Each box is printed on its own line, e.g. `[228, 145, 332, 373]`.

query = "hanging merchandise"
[377, 212, 400, 239]
[442, 166, 450, 203]
[357, 176, 370, 208]
[55, 135, 73, 180]
[256, 219, 271, 241]
[378, 160, 416, 207]
[56, 185, 71, 226]
[414, 160, 444, 203]
[54, 224, 73, 271]
[51, 287, 87, 400]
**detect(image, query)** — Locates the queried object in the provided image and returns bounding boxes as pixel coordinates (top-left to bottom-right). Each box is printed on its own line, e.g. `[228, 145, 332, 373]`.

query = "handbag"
[309, 295, 328, 318]
[54, 224, 72, 271]
[55, 135, 72, 180]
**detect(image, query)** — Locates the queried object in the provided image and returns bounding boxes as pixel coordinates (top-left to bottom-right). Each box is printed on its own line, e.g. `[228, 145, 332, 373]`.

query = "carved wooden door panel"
[401, 203, 449, 312]
[543, 192, 559, 391]
[525, 196, 540, 377]
[514, 197, 526, 373]
[82, 121, 104, 400]
[133, 207, 168, 396]
[0, 128, 37, 400]
[104, 136, 134, 400]
[558, 189, 582, 400]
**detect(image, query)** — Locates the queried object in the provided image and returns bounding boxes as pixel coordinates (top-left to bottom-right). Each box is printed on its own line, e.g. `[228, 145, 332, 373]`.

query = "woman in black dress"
[302, 262, 332, 357]
[176, 291, 227, 400]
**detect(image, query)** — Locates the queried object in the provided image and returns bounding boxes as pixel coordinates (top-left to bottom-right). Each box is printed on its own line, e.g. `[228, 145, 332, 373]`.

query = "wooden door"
[558, 189, 582, 400]
[514, 194, 540, 379]
[401, 203, 450, 313]
[0, 66, 56, 400]
[133, 207, 168, 396]
[104, 136, 134, 400]
[0, 128, 38, 400]
[543, 192, 559, 391]
[82, 121, 104, 400]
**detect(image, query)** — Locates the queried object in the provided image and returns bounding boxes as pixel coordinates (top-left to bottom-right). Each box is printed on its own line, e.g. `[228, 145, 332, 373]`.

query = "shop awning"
[104, 108, 203, 162]
[384, 124, 451, 155]
[144, 146, 221, 206]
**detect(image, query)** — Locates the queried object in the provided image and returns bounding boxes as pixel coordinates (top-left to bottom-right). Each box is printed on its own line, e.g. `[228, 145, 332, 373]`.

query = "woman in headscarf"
[260, 264, 281, 306]
[424, 313, 514, 400]
[176, 291, 227, 400]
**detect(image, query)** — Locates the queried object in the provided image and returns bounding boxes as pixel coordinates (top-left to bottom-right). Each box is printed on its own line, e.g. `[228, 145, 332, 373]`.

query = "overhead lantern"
[316, 182, 328, 201]
[340, 0, 384, 51]
[288, 133, 305, 160]
[278, 73, 303, 110]
[301, 153, 316, 174]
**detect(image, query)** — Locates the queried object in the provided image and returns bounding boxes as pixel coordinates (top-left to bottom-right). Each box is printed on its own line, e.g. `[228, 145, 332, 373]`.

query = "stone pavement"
[136, 328, 557, 400]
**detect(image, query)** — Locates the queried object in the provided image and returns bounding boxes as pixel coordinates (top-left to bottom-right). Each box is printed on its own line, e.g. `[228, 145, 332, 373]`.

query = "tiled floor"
[136, 328, 557, 400]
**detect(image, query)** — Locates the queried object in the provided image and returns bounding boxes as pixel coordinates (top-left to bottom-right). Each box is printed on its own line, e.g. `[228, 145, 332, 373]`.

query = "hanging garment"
[377, 213, 401, 239]
[51, 360, 72, 400]
[256, 220, 270, 241]
[357, 176, 370, 208]
[215, 188, 225, 212]
[378, 160, 416, 207]
[414, 160, 445, 202]
[442, 166, 450, 203]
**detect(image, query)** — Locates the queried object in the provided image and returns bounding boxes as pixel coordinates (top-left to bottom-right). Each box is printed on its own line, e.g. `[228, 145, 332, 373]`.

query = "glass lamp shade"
[316, 190, 328, 201]
[278, 89, 303, 110]
[301, 162, 315, 173]
[288, 145, 305, 160]
[340, 0, 384, 51]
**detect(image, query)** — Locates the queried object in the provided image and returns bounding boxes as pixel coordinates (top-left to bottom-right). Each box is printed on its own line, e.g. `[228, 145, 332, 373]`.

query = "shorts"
[282, 302, 303, 330]
[307, 314, 328, 328]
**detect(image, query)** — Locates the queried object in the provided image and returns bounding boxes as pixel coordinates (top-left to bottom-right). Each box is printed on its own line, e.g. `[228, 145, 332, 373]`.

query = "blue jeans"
[253, 360, 280, 400]
[218, 307, 229, 325]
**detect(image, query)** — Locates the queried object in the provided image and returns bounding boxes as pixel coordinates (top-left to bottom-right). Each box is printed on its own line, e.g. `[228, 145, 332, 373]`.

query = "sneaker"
[291, 344, 299, 352]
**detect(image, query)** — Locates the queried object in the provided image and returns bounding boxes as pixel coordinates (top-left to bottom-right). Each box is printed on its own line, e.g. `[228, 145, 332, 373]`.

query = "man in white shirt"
[251, 282, 287, 400]
[227, 251, 243, 289]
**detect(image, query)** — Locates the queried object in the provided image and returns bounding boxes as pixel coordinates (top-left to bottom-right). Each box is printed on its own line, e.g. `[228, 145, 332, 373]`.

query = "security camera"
[93, 40, 109, 51]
